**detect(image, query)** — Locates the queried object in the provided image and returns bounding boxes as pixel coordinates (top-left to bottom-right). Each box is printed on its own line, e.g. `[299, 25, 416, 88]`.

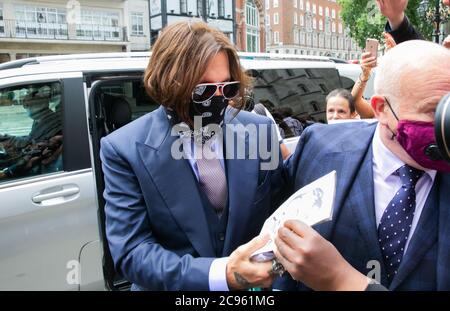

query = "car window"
[95, 80, 159, 134]
[248, 67, 343, 123]
[0, 82, 63, 183]
[340, 76, 355, 92]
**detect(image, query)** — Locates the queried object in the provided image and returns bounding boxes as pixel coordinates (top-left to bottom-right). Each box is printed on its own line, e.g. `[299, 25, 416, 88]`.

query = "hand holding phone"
[365, 38, 379, 59]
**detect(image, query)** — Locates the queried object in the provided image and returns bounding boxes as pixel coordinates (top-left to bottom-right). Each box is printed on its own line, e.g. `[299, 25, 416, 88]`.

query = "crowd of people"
[99, 0, 450, 292]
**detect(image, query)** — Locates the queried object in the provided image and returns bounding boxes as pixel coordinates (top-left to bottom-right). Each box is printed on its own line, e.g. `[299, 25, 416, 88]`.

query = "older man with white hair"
[272, 40, 450, 291]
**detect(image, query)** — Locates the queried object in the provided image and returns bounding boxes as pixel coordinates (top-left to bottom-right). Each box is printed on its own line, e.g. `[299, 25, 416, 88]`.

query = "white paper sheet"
[251, 170, 337, 262]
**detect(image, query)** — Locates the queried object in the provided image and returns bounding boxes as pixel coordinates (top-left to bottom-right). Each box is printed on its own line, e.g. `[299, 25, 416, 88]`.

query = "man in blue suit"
[100, 21, 284, 291]
[273, 40, 450, 291]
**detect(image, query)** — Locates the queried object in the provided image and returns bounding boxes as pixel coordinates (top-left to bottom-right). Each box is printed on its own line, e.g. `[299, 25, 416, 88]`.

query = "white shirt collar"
[372, 124, 436, 182]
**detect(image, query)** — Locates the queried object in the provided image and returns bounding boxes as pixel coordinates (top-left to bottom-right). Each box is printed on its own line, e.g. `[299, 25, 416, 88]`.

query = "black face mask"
[189, 96, 229, 129]
[166, 96, 229, 144]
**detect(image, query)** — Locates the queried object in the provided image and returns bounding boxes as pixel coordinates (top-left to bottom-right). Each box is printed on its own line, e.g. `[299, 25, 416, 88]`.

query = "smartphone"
[365, 38, 379, 59]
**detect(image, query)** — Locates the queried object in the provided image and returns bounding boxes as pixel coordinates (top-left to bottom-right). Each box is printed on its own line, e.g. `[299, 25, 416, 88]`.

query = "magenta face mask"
[396, 120, 450, 172]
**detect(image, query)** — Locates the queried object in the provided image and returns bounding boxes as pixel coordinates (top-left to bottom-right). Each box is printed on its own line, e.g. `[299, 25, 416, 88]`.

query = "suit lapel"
[222, 113, 260, 255]
[310, 124, 387, 283]
[437, 174, 450, 290]
[345, 144, 387, 278]
[389, 177, 439, 290]
[315, 125, 377, 242]
[136, 107, 215, 257]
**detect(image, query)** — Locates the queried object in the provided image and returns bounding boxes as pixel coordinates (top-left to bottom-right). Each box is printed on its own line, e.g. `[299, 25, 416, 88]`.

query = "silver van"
[0, 52, 373, 290]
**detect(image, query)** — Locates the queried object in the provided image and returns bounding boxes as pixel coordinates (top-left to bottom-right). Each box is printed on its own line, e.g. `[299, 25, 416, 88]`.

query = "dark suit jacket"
[277, 122, 450, 291]
[100, 106, 284, 290]
[385, 16, 423, 44]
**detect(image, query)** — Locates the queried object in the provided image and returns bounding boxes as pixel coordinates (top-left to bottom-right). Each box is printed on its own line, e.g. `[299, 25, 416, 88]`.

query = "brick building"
[235, 0, 265, 52]
[265, 0, 362, 60]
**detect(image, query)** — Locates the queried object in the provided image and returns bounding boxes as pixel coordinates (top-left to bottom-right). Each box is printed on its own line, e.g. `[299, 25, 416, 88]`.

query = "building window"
[306, 1, 310, 12]
[294, 29, 299, 44]
[197, 0, 203, 16]
[319, 19, 323, 31]
[312, 4, 316, 15]
[77, 10, 121, 41]
[300, 32, 305, 45]
[332, 22, 336, 33]
[300, 14, 304, 27]
[306, 14, 312, 32]
[332, 9, 336, 19]
[218, 0, 225, 17]
[325, 7, 329, 17]
[294, 13, 297, 25]
[313, 18, 316, 30]
[339, 23, 343, 34]
[0, 4, 4, 36]
[293, 0, 297, 8]
[325, 18, 331, 34]
[14, 5, 68, 39]
[300, 0, 304, 10]
[131, 12, 144, 36]
[180, 0, 188, 14]
[274, 31, 279, 44]
[274, 13, 279, 25]
[246, 0, 259, 52]
[319, 6, 323, 16]
[274, 0, 279, 8]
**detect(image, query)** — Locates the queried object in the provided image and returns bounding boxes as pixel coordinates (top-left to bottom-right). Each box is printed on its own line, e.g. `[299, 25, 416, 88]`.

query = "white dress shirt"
[372, 124, 436, 253]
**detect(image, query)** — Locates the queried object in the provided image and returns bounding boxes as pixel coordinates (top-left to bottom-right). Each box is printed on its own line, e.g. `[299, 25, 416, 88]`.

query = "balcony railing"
[0, 19, 127, 42]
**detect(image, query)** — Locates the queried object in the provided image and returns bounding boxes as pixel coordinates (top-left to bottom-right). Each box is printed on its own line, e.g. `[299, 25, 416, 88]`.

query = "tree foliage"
[338, 0, 433, 49]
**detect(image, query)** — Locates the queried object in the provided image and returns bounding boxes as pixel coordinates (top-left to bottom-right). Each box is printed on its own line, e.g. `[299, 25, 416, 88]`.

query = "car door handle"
[32, 185, 80, 204]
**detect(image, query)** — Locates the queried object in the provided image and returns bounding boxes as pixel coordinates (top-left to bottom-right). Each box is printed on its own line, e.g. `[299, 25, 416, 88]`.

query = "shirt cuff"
[208, 257, 230, 291]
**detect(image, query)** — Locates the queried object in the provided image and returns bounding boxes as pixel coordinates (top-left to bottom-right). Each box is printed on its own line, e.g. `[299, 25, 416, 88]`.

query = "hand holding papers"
[251, 171, 337, 262]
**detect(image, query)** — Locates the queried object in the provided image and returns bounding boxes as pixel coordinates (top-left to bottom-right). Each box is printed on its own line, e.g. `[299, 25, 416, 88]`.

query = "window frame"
[0, 75, 90, 185]
[130, 12, 144, 36]
[14, 4, 68, 39]
[76, 9, 121, 41]
[245, 0, 259, 53]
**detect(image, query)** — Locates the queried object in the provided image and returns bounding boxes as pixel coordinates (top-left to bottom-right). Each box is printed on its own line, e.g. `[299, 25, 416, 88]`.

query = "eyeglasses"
[192, 81, 240, 103]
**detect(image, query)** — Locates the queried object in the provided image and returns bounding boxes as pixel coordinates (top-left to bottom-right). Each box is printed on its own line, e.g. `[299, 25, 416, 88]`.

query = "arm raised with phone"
[350, 39, 379, 119]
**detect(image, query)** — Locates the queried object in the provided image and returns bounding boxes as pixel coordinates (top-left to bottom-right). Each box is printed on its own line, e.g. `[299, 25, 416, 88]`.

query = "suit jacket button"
[219, 233, 225, 241]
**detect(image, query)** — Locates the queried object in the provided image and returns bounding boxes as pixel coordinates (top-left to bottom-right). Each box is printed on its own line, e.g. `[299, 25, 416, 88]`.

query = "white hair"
[374, 40, 450, 107]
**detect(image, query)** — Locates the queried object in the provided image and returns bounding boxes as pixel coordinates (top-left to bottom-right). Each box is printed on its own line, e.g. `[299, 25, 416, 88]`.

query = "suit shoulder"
[102, 108, 162, 148]
[231, 110, 272, 126]
[304, 121, 375, 137]
[300, 121, 377, 151]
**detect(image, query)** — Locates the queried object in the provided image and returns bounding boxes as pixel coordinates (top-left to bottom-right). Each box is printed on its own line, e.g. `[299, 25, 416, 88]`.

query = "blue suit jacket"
[100, 106, 284, 290]
[277, 122, 450, 291]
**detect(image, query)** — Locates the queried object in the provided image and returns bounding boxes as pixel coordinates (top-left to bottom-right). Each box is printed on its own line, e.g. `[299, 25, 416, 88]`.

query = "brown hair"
[326, 88, 356, 113]
[144, 21, 251, 125]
